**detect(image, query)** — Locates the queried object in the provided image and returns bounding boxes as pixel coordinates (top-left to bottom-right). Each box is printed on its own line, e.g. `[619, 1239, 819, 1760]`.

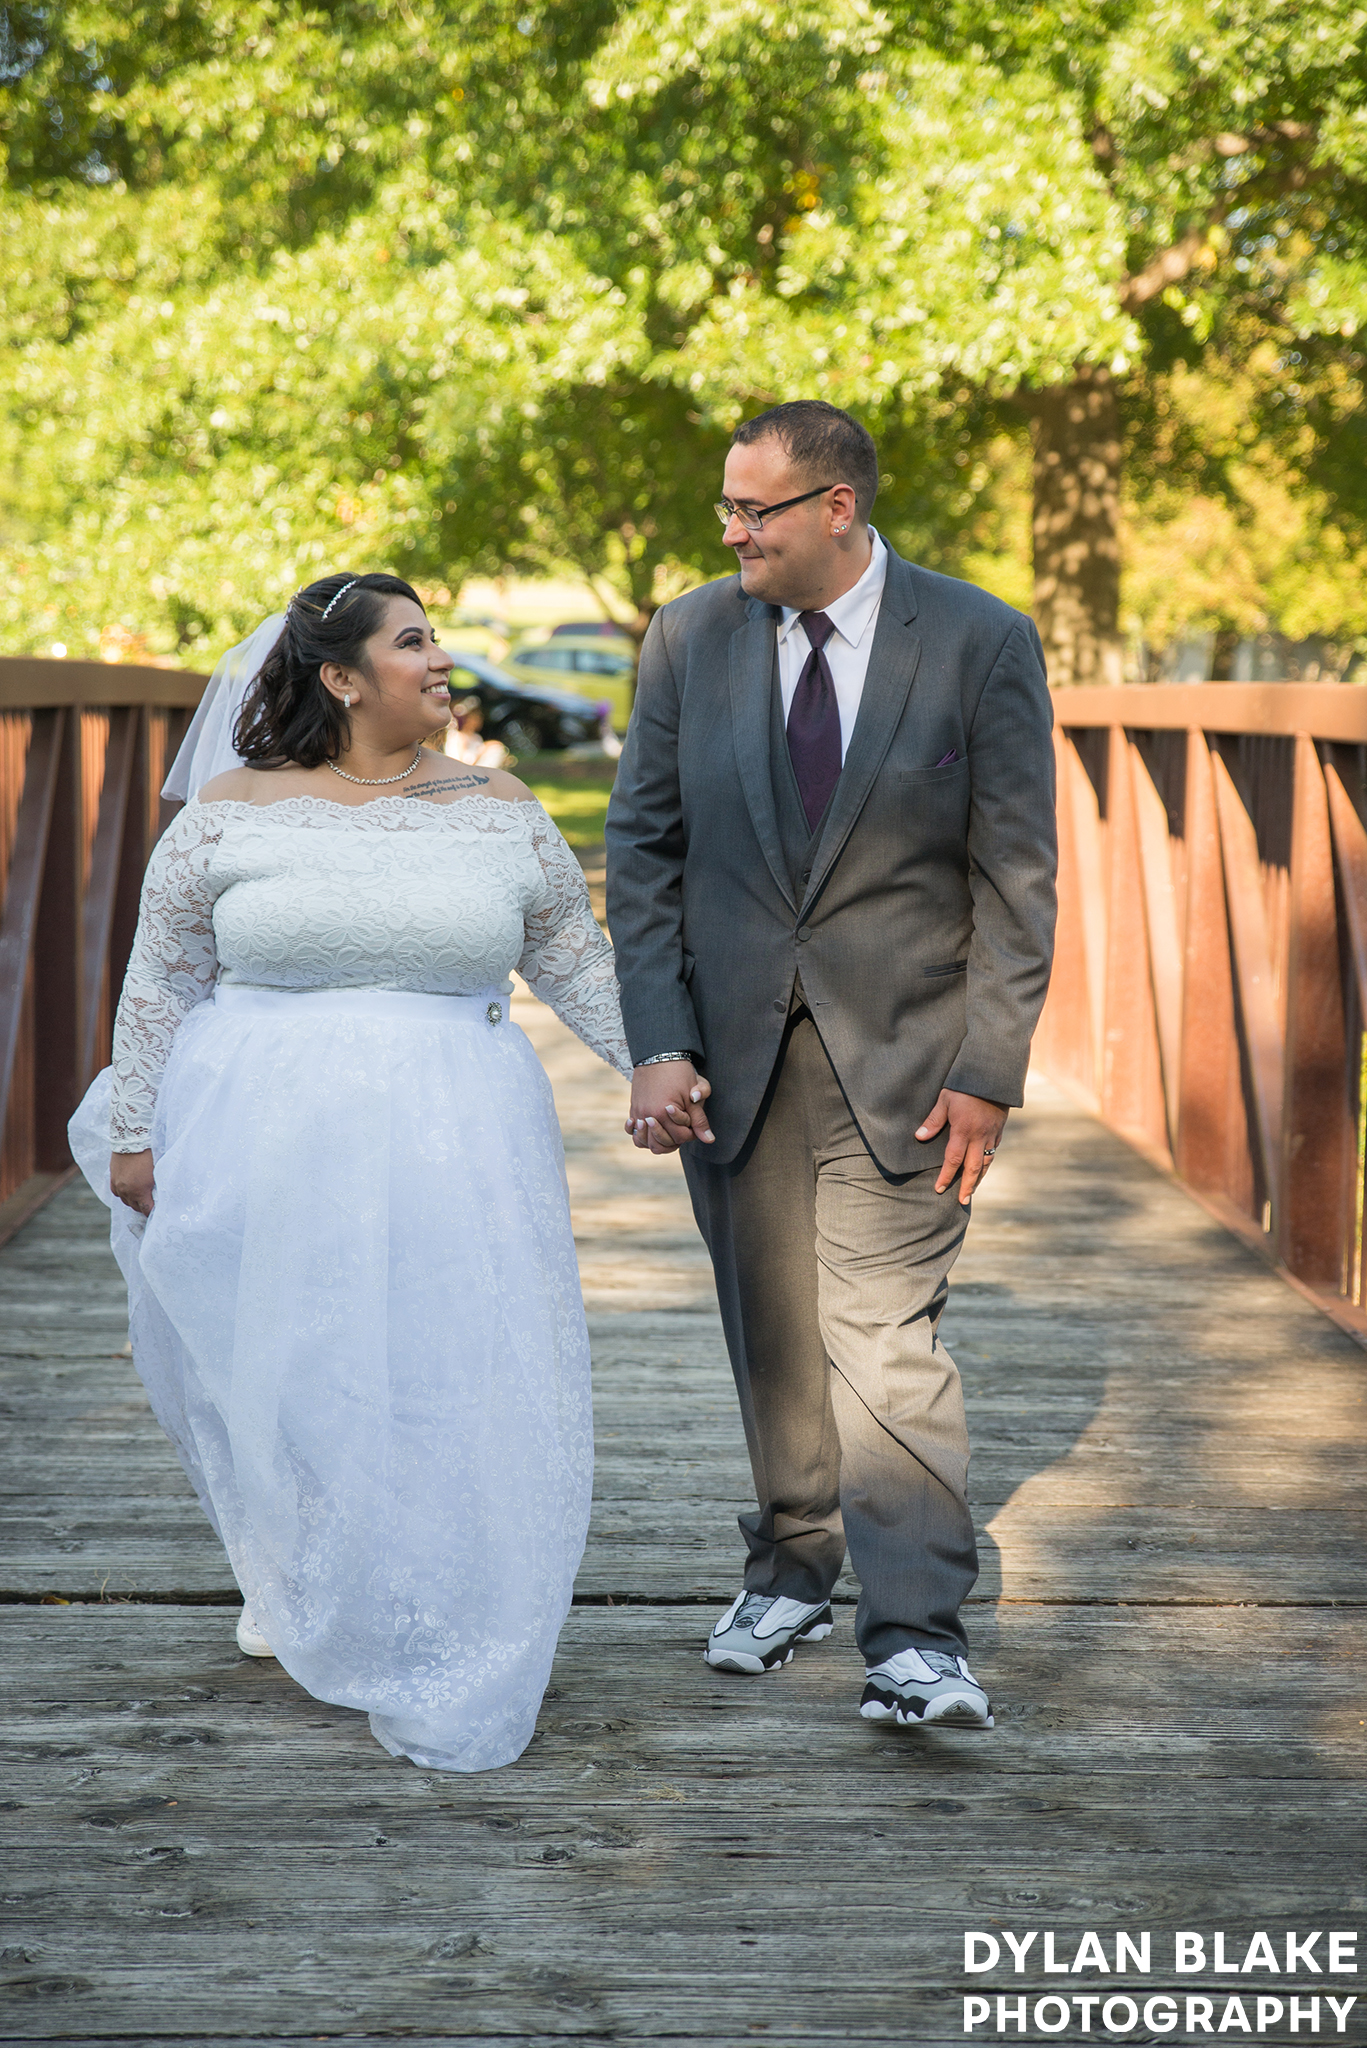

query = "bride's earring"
[343, 693, 352, 708]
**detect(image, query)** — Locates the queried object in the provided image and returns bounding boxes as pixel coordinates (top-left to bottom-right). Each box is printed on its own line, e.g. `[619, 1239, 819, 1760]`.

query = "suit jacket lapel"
[804, 551, 922, 905]
[729, 603, 797, 913]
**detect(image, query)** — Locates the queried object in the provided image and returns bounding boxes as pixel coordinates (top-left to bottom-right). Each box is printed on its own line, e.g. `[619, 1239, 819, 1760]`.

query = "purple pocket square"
[935, 749, 959, 766]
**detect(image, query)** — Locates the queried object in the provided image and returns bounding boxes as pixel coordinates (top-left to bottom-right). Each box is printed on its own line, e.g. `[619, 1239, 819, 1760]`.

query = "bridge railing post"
[1036, 683, 1367, 1342]
[0, 663, 207, 1236]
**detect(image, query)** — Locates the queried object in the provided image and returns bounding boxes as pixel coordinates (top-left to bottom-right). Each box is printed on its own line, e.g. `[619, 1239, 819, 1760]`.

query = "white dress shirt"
[776, 529, 888, 763]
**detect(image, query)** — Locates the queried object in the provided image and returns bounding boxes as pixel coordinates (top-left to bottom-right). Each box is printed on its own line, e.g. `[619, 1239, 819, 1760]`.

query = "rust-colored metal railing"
[0, 659, 206, 1236]
[3, 660, 1365, 1339]
[1033, 684, 1367, 1339]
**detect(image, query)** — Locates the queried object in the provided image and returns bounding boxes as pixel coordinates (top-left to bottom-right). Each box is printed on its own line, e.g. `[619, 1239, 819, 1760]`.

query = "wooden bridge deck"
[1, 993, 1364, 2046]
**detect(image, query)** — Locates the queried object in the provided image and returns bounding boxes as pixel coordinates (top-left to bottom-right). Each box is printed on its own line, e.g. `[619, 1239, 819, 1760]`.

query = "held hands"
[626, 1061, 714, 1154]
[110, 1149, 155, 1217]
[917, 1090, 1008, 1206]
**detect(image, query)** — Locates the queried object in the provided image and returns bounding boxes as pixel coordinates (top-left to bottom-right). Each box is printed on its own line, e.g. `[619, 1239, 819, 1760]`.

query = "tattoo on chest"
[401, 769, 492, 801]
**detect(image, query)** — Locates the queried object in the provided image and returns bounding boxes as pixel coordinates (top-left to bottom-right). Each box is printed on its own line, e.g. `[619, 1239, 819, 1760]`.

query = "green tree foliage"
[3, 0, 1367, 673]
[447, 380, 730, 635]
[1, 0, 648, 655]
[581, 0, 1367, 677]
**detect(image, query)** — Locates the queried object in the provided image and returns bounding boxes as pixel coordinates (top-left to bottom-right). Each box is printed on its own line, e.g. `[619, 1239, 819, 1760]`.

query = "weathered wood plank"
[4, 1500, 1363, 1604]
[7, 1439, 1367, 1508]
[0, 1607, 1363, 2043]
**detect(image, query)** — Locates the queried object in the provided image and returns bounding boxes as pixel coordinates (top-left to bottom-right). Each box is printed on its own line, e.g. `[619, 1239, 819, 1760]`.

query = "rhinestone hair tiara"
[321, 578, 360, 620]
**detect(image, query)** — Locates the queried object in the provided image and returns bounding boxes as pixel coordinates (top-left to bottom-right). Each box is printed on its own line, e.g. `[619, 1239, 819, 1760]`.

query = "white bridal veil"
[161, 614, 287, 804]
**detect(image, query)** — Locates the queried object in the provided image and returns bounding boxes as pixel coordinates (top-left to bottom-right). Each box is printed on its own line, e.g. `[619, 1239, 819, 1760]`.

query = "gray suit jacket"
[604, 546, 1057, 1172]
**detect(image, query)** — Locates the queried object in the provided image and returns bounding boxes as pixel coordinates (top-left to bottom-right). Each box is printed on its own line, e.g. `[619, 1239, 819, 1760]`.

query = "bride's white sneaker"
[704, 1591, 835, 1673]
[235, 1604, 275, 1658]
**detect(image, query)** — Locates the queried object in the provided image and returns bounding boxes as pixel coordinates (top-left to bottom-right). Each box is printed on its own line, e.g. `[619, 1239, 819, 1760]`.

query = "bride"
[68, 570, 644, 1772]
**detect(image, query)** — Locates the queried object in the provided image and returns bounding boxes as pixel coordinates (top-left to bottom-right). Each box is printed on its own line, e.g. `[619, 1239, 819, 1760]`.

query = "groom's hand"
[627, 1060, 714, 1154]
[916, 1090, 1008, 1205]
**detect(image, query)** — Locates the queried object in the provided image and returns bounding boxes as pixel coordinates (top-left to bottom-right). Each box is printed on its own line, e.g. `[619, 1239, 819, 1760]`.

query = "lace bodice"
[109, 793, 631, 1149]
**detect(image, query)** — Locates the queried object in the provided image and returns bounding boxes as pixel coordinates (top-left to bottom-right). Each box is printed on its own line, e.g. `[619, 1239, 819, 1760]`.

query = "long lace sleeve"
[518, 805, 632, 1079]
[108, 803, 225, 1149]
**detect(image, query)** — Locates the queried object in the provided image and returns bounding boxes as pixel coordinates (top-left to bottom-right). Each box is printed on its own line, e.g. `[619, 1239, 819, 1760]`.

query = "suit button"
[773, 999, 786, 1012]
[795, 930, 810, 944]
[801, 869, 811, 883]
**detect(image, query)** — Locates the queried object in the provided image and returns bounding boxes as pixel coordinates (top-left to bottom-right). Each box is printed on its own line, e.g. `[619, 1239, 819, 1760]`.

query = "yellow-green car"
[504, 632, 637, 732]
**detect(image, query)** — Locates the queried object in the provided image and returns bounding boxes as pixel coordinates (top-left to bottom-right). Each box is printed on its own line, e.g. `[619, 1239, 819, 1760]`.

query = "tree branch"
[1119, 226, 1212, 310]
[1213, 122, 1316, 158]
[1118, 140, 1329, 312]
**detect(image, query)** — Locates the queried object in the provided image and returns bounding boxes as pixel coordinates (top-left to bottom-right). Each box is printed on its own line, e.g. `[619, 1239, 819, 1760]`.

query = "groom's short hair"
[732, 401, 880, 521]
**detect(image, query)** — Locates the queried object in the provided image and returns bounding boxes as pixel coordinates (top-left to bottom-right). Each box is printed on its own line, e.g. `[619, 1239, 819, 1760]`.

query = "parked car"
[437, 615, 512, 662]
[548, 620, 635, 643]
[504, 633, 637, 731]
[441, 651, 615, 760]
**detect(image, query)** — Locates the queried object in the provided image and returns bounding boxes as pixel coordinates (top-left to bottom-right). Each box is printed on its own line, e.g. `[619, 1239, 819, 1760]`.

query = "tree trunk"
[1028, 367, 1123, 688]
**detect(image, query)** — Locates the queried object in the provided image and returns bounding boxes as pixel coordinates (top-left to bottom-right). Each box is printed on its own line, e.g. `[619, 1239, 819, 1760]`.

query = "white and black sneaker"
[860, 1647, 993, 1727]
[704, 1592, 835, 1674]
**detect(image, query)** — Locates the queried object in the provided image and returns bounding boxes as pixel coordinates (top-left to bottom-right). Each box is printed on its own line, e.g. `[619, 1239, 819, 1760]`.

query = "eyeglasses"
[714, 484, 836, 532]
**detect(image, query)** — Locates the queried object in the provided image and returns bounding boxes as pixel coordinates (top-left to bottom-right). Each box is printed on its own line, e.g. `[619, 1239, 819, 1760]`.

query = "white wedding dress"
[68, 788, 632, 1771]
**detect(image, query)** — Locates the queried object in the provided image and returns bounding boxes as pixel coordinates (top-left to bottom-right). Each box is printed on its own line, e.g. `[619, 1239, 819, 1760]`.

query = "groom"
[604, 401, 1056, 1728]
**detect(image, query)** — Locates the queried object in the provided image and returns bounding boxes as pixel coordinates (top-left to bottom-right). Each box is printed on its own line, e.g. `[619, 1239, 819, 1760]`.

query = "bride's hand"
[626, 1062, 714, 1154]
[110, 1150, 155, 1216]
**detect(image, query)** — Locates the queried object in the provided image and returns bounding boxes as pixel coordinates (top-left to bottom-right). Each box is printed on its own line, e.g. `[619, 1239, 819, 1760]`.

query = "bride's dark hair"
[233, 571, 427, 768]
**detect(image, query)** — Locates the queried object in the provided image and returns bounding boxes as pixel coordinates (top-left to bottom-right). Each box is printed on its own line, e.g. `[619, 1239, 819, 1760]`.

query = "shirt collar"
[777, 528, 888, 648]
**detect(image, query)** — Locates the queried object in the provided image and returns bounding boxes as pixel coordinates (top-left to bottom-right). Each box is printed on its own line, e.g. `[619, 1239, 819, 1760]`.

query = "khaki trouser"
[682, 1007, 978, 1664]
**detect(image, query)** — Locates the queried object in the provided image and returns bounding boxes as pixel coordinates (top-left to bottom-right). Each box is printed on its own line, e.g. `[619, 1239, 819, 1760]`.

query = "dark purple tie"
[786, 610, 841, 831]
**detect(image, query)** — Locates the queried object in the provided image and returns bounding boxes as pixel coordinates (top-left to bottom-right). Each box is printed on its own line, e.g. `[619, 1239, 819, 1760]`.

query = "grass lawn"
[525, 755, 618, 846]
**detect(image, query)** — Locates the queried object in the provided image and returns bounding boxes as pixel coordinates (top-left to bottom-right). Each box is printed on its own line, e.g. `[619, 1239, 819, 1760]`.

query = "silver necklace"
[326, 746, 424, 787]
